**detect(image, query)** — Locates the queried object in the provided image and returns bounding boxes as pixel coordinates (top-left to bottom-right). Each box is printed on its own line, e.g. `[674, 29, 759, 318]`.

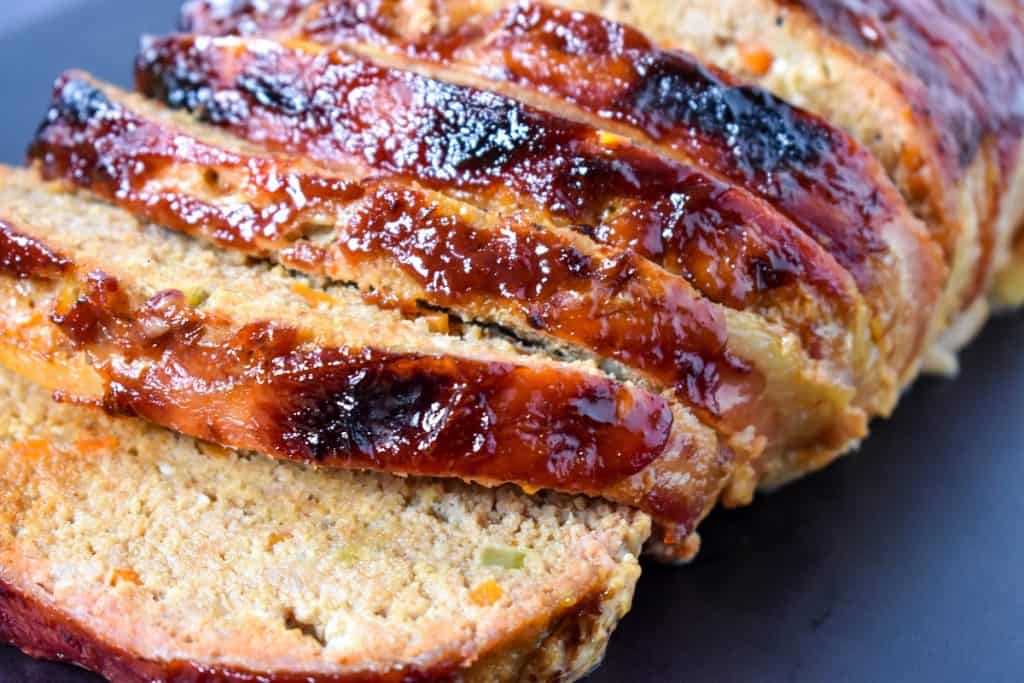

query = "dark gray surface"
[0, 0, 87, 38]
[0, 2, 1023, 681]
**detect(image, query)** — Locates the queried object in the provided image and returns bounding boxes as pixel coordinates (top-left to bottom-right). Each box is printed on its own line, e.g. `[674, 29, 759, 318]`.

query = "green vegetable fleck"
[481, 546, 525, 569]
[183, 288, 210, 308]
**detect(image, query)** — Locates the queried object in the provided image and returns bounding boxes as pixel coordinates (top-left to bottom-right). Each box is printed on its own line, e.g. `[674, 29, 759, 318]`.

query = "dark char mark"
[628, 54, 825, 171]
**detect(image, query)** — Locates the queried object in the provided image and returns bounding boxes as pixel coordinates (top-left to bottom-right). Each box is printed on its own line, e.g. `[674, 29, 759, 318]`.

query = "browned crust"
[0, 575, 450, 682]
[31, 75, 768, 435]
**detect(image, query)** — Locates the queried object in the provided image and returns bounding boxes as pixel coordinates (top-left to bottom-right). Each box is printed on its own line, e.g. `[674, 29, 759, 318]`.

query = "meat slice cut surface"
[0, 364, 649, 682]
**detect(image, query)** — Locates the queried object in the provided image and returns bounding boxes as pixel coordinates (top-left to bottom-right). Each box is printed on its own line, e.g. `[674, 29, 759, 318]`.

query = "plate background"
[0, 1, 1022, 680]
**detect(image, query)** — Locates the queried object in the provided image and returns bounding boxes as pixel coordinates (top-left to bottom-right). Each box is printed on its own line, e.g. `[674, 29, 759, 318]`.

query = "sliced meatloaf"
[34, 72, 882, 503]
[0, 166, 719, 556]
[0, 364, 648, 681]
[174, 0, 944, 401]
[168, 0, 950, 491]
[434, 0, 1024, 370]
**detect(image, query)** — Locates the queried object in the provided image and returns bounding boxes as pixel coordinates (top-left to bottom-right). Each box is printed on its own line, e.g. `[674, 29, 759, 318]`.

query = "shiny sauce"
[291, 0, 893, 288]
[0, 219, 678, 497]
[33, 76, 761, 421]
[134, 35, 856, 319]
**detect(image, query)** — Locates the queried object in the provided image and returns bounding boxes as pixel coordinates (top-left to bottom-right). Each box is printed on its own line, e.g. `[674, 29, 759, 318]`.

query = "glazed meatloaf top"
[167, 0, 950, 491]
[452, 0, 1024, 363]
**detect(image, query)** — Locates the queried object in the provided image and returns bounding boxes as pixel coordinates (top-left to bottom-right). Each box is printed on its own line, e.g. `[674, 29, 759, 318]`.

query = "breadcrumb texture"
[0, 367, 648, 681]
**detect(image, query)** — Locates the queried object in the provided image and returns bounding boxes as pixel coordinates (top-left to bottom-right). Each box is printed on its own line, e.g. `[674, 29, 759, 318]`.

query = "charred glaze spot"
[268, 346, 675, 486]
[48, 77, 117, 126]
[275, 354, 450, 461]
[629, 56, 824, 169]
[237, 72, 310, 115]
[0, 221, 72, 279]
[136, 41, 264, 131]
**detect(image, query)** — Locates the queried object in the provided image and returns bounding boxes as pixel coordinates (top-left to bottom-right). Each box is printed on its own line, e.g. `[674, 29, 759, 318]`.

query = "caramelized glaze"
[169, 2, 952, 394]
[209, 0, 894, 288]
[133, 35, 859, 324]
[33, 76, 764, 423]
[0, 221, 71, 279]
[0, 220, 679, 498]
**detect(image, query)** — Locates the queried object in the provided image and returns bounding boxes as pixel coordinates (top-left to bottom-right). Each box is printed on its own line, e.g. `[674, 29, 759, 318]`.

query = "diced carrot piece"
[73, 436, 120, 456]
[292, 283, 336, 308]
[469, 579, 504, 607]
[109, 568, 141, 586]
[267, 532, 291, 551]
[9, 438, 54, 463]
[738, 44, 775, 76]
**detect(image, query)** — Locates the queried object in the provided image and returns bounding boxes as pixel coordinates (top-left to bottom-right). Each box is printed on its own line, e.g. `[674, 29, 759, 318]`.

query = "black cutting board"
[1, 1, 1022, 681]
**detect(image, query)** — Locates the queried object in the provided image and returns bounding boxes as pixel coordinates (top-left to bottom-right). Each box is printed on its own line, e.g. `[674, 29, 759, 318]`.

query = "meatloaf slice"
[0, 166, 721, 555]
[0, 364, 648, 682]
[166, 1, 957, 491]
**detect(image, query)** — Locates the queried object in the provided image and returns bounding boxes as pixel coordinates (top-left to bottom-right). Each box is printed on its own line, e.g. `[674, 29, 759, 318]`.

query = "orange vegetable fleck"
[200, 442, 232, 459]
[110, 568, 141, 586]
[469, 579, 504, 607]
[292, 283, 336, 308]
[10, 438, 54, 463]
[73, 436, 120, 456]
[267, 532, 291, 551]
[424, 313, 450, 334]
[597, 130, 629, 148]
[282, 37, 327, 55]
[738, 44, 775, 76]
